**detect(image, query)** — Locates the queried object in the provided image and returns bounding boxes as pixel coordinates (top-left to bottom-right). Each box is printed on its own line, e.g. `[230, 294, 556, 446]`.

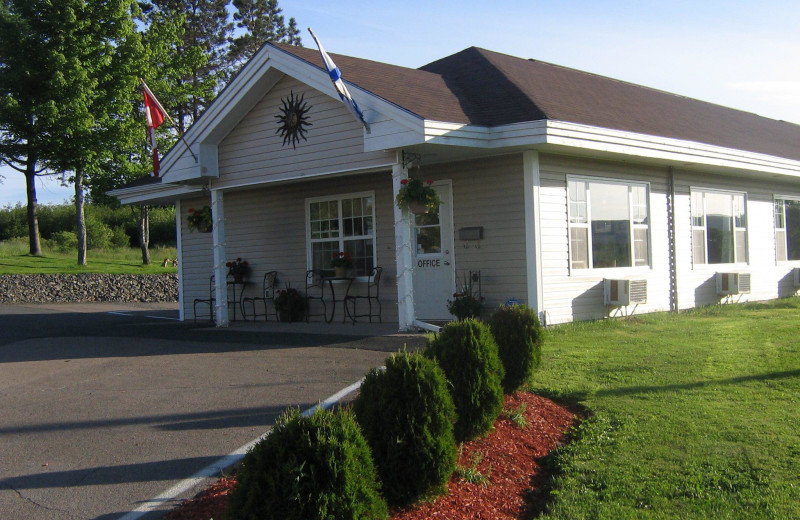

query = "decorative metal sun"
[275, 90, 312, 149]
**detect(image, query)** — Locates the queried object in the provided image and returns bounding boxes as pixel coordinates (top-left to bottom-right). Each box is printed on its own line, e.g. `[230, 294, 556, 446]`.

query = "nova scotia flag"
[308, 28, 371, 133]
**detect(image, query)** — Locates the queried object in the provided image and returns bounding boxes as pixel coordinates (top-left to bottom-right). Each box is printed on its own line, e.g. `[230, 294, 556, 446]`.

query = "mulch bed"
[164, 392, 578, 520]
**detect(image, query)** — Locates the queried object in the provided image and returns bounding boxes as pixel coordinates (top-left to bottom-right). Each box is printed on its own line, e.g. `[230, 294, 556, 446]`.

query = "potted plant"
[274, 286, 305, 322]
[187, 206, 212, 232]
[330, 251, 354, 277]
[447, 275, 485, 321]
[226, 258, 249, 283]
[395, 178, 440, 215]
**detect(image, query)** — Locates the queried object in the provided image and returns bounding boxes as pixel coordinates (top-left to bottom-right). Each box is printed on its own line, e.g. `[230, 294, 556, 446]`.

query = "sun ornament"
[275, 90, 312, 149]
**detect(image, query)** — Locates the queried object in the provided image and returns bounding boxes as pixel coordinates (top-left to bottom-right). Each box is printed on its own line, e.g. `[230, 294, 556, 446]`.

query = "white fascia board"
[109, 183, 203, 205]
[545, 120, 800, 177]
[423, 119, 800, 177]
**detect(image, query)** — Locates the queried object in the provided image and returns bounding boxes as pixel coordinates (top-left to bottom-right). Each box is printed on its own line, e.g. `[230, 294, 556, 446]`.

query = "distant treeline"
[0, 203, 176, 249]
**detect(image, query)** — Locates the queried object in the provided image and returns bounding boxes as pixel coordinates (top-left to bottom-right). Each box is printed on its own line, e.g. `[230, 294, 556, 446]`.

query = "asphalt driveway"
[0, 302, 415, 520]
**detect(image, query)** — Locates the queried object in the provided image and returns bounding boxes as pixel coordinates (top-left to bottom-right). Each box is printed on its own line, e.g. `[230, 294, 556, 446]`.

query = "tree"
[148, 0, 232, 134]
[228, 0, 302, 70]
[0, 1, 78, 255]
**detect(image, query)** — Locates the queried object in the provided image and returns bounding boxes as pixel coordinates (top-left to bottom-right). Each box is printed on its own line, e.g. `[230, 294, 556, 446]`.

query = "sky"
[2, 0, 799, 206]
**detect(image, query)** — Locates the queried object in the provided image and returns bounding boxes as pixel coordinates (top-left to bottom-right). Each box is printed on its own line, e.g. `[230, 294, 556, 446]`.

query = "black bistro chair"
[345, 266, 382, 323]
[193, 275, 215, 323]
[242, 271, 278, 321]
[305, 269, 327, 322]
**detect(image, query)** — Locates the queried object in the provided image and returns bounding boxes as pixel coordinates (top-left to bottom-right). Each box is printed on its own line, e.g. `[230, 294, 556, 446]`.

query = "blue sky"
[2, 0, 799, 206]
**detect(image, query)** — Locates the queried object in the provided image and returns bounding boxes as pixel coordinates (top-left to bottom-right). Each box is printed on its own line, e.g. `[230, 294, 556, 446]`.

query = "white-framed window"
[774, 197, 800, 262]
[567, 177, 650, 270]
[307, 192, 375, 277]
[690, 189, 747, 265]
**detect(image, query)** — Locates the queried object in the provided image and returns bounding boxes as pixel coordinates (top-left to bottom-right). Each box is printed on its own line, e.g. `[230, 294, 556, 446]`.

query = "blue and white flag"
[308, 28, 371, 134]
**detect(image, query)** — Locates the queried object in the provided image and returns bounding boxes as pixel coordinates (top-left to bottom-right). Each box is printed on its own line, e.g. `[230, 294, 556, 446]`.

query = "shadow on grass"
[594, 369, 800, 397]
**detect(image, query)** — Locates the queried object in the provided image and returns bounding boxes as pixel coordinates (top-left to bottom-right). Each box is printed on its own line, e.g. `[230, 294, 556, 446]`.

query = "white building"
[113, 43, 800, 329]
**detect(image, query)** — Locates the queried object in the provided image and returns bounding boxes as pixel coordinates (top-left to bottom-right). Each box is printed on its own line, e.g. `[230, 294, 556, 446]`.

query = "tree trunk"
[75, 171, 87, 266]
[24, 160, 42, 256]
[139, 204, 150, 265]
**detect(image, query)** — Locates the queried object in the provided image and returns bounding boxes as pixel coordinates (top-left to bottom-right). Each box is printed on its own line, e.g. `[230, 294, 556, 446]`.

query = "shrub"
[85, 215, 112, 250]
[353, 351, 457, 506]
[425, 319, 505, 442]
[489, 304, 544, 393]
[49, 231, 78, 252]
[110, 225, 130, 249]
[225, 407, 387, 520]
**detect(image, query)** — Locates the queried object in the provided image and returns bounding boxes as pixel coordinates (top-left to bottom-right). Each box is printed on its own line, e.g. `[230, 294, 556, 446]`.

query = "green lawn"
[530, 301, 800, 519]
[0, 238, 177, 274]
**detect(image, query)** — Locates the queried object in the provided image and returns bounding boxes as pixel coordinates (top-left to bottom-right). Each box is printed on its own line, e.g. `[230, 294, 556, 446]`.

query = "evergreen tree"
[228, 0, 302, 70]
[148, 0, 232, 133]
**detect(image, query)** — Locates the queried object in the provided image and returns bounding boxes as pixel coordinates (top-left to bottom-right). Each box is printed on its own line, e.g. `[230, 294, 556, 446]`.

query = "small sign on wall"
[458, 226, 483, 241]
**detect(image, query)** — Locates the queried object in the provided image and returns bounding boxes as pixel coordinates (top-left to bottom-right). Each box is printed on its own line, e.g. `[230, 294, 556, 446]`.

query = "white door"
[413, 182, 455, 320]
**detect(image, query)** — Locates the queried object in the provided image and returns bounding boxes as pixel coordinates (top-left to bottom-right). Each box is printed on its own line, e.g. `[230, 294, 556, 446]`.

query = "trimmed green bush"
[425, 319, 505, 442]
[354, 351, 457, 506]
[225, 407, 387, 520]
[489, 304, 544, 393]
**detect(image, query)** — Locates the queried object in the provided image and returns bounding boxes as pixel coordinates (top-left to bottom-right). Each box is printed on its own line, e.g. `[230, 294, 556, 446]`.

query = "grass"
[0, 237, 177, 274]
[530, 300, 800, 519]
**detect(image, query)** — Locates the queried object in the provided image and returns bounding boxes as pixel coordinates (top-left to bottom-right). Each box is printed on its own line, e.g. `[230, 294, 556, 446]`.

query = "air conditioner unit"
[716, 272, 751, 296]
[793, 268, 800, 288]
[604, 278, 647, 306]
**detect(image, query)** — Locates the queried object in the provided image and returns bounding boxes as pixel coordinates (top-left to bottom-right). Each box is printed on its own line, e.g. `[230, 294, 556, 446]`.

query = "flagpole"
[140, 78, 198, 164]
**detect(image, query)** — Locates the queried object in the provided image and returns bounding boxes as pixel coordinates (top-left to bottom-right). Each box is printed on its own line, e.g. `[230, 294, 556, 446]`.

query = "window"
[567, 178, 650, 270]
[774, 198, 800, 261]
[690, 190, 747, 265]
[308, 193, 375, 276]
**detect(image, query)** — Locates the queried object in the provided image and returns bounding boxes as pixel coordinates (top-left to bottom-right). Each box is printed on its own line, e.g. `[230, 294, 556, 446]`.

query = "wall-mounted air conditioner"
[716, 272, 751, 296]
[604, 278, 647, 306]
[793, 268, 800, 288]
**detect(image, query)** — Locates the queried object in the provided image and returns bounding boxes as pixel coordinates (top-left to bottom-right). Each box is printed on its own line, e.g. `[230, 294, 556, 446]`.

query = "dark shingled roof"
[278, 44, 800, 161]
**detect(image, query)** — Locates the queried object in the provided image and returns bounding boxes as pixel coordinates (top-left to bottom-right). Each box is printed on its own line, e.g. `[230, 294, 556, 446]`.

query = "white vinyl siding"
[217, 76, 394, 189]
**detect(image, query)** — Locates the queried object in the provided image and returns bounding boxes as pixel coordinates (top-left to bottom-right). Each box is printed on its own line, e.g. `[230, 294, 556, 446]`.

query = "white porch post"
[392, 154, 415, 331]
[523, 151, 545, 321]
[175, 199, 185, 321]
[211, 188, 229, 327]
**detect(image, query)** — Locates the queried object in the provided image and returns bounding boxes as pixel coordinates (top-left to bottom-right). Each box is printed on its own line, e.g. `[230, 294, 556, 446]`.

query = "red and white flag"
[141, 79, 169, 176]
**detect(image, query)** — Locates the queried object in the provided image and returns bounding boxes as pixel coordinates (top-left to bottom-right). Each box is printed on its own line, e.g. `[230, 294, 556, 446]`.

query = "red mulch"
[164, 392, 578, 520]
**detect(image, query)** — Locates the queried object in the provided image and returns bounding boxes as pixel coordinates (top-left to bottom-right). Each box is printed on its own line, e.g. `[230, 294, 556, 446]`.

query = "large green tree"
[147, 0, 232, 133]
[0, 0, 79, 255]
[228, 0, 301, 70]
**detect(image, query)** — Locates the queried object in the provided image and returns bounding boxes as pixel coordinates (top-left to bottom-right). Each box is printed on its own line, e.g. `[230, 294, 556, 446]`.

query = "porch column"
[392, 155, 415, 331]
[523, 151, 545, 322]
[211, 187, 229, 327]
[175, 199, 185, 321]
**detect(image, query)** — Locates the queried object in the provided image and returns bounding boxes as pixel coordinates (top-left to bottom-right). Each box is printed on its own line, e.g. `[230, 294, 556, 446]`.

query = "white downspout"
[392, 154, 415, 332]
[211, 188, 229, 327]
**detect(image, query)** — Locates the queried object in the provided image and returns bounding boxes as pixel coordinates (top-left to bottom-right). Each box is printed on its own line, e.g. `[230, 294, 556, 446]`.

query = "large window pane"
[786, 200, 800, 260]
[590, 182, 631, 268]
[705, 192, 734, 264]
[309, 195, 375, 276]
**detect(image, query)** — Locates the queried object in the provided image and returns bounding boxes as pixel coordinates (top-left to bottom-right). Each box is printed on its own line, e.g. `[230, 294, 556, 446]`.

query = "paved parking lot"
[0, 302, 419, 520]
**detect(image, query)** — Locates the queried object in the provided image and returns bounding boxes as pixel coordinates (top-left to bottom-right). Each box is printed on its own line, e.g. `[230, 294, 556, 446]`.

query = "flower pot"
[408, 200, 429, 215]
[196, 222, 212, 233]
[334, 266, 347, 278]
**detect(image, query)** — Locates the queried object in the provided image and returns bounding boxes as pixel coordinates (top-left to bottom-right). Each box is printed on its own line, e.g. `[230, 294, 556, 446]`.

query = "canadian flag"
[142, 80, 169, 176]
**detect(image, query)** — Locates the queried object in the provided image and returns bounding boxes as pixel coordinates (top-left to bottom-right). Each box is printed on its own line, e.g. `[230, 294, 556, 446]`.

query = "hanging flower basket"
[187, 206, 212, 233]
[396, 178, 440, 215]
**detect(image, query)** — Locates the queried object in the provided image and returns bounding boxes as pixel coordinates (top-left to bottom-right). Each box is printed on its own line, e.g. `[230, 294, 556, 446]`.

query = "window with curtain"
[690, 190, 747, 265]
[308, 193, 375, 277]
[567, 178, 650, 270]
[774, 198, 800, 261]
